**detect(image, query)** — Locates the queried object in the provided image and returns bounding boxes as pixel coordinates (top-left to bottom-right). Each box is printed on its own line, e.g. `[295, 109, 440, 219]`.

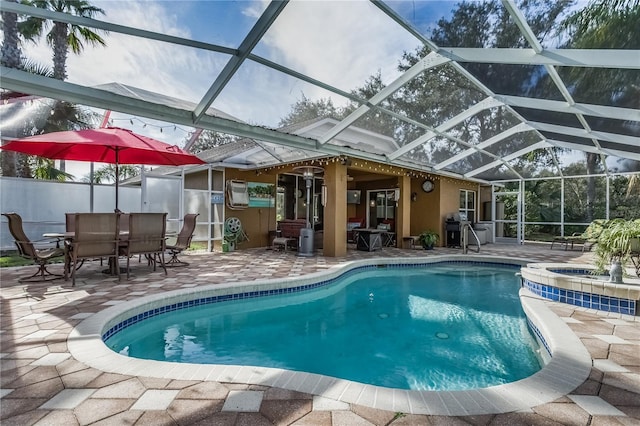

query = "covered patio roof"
[0, 0, 638, 182]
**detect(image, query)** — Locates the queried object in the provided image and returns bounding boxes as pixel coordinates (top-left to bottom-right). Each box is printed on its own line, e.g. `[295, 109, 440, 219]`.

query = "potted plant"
[593, 219, 640, 281]
[418, 230, 439, 250]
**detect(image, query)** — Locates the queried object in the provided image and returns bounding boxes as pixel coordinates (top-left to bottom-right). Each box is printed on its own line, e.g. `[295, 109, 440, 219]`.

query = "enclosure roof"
[1, 0, 638, 182]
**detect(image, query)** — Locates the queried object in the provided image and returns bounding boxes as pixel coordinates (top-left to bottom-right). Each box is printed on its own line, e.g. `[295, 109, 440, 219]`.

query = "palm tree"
[1, 59, 98, 180]
[32, 157, 75, 181]
[19, 0, 107, 81]
[1, 0, 22, 69]
[1, 0, 24, 177]
[18, 0, 106, 172]
[88, 164, 139, 184]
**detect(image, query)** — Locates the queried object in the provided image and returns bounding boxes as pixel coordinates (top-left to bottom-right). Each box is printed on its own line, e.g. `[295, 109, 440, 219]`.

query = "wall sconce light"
[411, 192, 418, 202]
[321, 184, 327, 207]
[370, 199, 376, 207]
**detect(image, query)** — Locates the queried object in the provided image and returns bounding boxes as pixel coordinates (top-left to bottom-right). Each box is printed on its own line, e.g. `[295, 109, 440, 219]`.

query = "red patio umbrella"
[1, 127, 206, 209]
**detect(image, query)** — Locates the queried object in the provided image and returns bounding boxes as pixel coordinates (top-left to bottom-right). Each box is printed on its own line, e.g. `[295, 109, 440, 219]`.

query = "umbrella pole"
[90, 163, 95, 213]
[115, 150, 119, 211]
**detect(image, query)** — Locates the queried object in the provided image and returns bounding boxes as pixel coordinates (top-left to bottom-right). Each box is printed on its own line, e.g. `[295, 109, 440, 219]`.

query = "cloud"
[258, 0, 420, 99]
[213, 0, 422, 127]
[17, 0, 420, 129]
[65, 1, 222, 104]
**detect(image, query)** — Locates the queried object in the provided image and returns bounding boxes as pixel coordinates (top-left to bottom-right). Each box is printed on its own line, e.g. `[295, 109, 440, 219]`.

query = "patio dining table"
[44, 229, 176, 277]
[43, 231, 129, 276]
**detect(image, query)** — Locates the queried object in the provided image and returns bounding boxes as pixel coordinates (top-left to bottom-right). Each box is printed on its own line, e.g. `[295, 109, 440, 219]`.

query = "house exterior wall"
[409, 177, 441, 243]
[224, 168, 278, 249]
[214, 162, 481, 254]
[407, 176, 478, 247]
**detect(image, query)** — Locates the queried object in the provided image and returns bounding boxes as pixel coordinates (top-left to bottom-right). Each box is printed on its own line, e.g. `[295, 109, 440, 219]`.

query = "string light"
[6, 97, 479, 186]
[249, 156, 469, 185]
[108, 116, 192, 134]
[5, 97, 193, 136]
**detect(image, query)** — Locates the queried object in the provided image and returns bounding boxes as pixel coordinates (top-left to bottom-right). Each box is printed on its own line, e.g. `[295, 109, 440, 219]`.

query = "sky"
[7, 0, 605, 179]
[18, 0, 439, 178]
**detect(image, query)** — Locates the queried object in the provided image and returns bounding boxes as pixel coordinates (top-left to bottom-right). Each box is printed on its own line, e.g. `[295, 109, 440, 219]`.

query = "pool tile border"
[520, 263, 640, 316]
[68, 255, 591, 416]
[102, 259, 520, 342]
[523, 278, 636, 315]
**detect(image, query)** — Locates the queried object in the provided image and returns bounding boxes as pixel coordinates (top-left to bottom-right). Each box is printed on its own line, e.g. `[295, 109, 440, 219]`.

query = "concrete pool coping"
[67, 255, 592, 416]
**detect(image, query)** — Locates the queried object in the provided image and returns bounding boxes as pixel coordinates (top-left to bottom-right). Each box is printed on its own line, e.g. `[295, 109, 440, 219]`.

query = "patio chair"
[551, 219, 608, 251]
[119, 212, 168, 279]
[2, 212, 65, 282]
[226, 180, 249, 209]
[65, 212, 77, 232]
[65, 213, 121, 286]
[119, 213, 130, 233]
[65, 212, 92, 270]
[166, 213, 199, 267]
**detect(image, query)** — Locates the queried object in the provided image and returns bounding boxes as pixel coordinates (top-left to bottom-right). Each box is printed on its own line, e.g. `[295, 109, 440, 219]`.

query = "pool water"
[106, 264, 542, 390]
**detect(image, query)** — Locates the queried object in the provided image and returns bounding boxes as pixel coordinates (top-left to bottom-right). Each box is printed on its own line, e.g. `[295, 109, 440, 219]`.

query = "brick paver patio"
[1, 243, 638, 425]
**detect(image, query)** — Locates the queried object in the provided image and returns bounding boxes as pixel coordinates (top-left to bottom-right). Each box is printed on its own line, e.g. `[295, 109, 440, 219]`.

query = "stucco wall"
[224, 169, 278, 249]
[205, 162, 481, 252]
[409, 177, 441, 242]
[408, 176, 478, 247]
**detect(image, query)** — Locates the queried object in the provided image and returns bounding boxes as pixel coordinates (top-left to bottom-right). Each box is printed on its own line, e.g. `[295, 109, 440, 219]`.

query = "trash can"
[298, 228, 314, 257]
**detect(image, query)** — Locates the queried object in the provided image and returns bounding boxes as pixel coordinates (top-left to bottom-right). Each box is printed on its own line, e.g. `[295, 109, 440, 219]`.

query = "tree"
[1, 61, 54, 178]
[395, 0, 568, 170]
[278, 94, 340, 128]
[1, 0, 24, 177]
[31, 157, 74, 181]
[610, 174, 640, 219]
[341, 72, 400, 139]
[188, 130, 239, 154]
[88, 164, 139, 184]
[19, 0, 106, 172]
[0, 66, 99, 180]
[1, 0, 22, 69]
[558, 0, 640, 221]
[19, 0, 107, 81]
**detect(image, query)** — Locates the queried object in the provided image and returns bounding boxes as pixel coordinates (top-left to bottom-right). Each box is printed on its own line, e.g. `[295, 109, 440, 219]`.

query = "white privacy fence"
[1, 175, 220, 252]
[0, 177, 142, 250]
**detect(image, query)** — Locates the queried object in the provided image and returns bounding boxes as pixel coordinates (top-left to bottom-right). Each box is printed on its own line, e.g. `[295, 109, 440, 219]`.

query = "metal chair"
[2, 212, 65, 282]
[119, 212, 168, 279]
[166, 213, 198, 267]
[65, 213, 121, 286]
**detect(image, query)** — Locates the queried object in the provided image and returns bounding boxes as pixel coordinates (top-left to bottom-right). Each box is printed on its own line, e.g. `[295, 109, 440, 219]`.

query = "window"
[367, 189, 396, 230]
[459, 190, 476, 222]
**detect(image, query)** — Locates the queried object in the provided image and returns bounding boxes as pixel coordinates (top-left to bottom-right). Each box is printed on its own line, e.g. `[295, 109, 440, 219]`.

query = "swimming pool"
[105, 264, 541, 391]
[68, 255, 592, 415]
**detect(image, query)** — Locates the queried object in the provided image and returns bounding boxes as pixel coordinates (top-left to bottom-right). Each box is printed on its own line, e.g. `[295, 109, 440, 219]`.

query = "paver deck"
[1, 243, 638, 425]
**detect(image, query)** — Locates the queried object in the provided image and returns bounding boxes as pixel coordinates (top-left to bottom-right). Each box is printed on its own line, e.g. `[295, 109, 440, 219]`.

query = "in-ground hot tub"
[520, 263, 640, 316]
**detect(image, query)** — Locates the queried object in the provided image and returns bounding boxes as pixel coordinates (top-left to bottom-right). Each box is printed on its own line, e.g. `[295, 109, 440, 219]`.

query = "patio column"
[397, 175, 411, 247]
[323, 161, 348, 257]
